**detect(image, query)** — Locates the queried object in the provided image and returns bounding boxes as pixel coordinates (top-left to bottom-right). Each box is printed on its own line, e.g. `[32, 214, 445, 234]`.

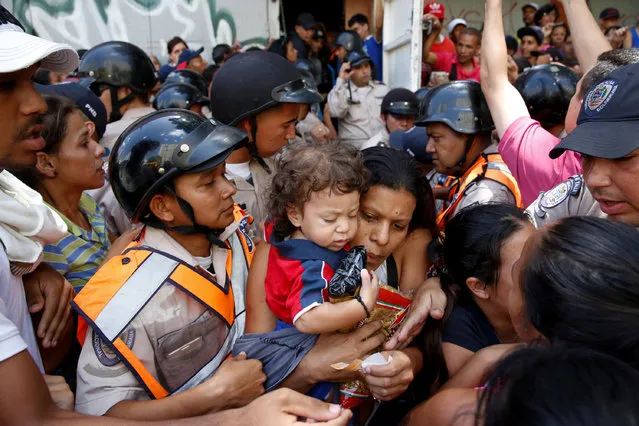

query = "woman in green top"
[16, 95, 116, 291]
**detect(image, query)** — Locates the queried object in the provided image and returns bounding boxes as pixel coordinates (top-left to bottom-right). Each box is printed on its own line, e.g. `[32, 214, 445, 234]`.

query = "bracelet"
[355, 295, 371, 318]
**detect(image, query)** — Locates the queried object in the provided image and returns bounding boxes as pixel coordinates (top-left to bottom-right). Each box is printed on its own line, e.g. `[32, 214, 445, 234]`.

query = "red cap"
[424, 2, 446, 20]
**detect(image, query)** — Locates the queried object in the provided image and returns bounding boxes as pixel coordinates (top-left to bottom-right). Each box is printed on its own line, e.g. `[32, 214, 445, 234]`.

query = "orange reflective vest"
[72, 205, 254, 400]
[436, 153, 523, 229]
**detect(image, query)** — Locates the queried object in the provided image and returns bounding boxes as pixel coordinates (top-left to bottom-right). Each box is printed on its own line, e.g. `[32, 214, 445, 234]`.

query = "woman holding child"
[244, 143, 438, 421]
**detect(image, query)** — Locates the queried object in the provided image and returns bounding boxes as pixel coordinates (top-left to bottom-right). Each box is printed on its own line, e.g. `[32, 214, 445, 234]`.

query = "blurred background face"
[456, 34, 480, 65]
[350, 22, 369, 40]
[550, 26, 567, 46]
[351, 62, 372, 87]
[310, 37, 324, 54]
[149, 55, 161, 72]
[384, 114, 416, 133]
[451, 24, 467, 43]
[522, 6, 536, 26]
[169, 42, 186, 64]
[188, 55, 208, 74]
[600, 17, 619, 30]
[285, 41, 298, 63]
[520, 36, 540, 58]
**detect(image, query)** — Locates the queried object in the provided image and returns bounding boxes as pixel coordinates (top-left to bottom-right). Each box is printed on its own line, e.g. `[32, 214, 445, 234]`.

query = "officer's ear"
[466, 277, 491, 300]
[381, 113, 387, 124]
[286, 203, 304, 228]
[148, 193, 176, 223]
[238, 118, 251, 135]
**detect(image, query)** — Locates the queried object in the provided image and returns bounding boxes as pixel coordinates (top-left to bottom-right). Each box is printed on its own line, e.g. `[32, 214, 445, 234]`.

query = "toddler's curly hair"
[268, 141, 369, 240]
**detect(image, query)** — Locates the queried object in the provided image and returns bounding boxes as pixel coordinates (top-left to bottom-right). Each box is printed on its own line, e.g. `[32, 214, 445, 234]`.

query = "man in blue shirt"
[348, 13, 383, 82]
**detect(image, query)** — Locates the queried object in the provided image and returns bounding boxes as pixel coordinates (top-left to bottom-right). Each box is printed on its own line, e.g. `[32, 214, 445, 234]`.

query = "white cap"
[0, 6, 78, 73]
[447, 18, 468, 35]
[522, 2, 540, 10]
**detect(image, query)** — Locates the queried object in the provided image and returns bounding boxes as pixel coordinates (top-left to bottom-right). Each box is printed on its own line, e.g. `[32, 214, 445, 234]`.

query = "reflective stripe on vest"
[72, 206, 255, 400]
[436, 153, 523, 229]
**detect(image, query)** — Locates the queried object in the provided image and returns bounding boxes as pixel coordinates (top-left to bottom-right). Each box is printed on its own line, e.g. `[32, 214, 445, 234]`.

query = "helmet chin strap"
[108, 86, 138, 123]
[245, 116, 272, 174]
[444, 134, 477, 177]
[162, 185, 228, 249]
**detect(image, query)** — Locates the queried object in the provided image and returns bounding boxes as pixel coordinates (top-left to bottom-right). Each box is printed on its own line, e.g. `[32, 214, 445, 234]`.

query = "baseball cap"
[550, 63, 639, 159]
[312, 28, 326, 40]
[599, 7, 620, 20]
[517, 26, 544, 45]
[346, 50, 372, 67]
[177, 47, 204, 69]
[389, 126, 432, 164]
[521, 2, 540, 10]
[424, 2, 446, 20]
[0, 6, 78, 73]
[35, 81, 107, 139]
[296, 12, 317, 30]
[532, 46, 563, 62]
[447, 18, 468, 35]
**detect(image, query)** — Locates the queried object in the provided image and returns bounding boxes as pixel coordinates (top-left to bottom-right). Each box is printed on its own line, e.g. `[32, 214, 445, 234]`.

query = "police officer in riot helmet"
[362, 88, 419, 150]
[208, 50, 323, 232]
[153, 83, 211, 117]
[416, 81, 523, 227]
[334, 30, 364, 62]
[209, 50, 323, 158]
[162, 68, 209, 97]
[77, 41, 157, 125]
[514, 64, 579, 136]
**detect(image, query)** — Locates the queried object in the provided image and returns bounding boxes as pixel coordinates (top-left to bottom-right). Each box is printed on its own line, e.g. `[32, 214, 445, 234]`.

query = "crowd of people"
[1, 0, 639, 424]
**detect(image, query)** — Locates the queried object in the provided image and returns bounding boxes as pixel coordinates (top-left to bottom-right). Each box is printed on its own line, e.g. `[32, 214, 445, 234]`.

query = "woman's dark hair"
[422, 203, 529, 390]
[361, 146, 437, 237]
[268, 141, 369, 240]
[478, 345, 639, 426]
[14, 95, 79, 188]
[520, 216, 639, 369]
[167, 36, 188, 55]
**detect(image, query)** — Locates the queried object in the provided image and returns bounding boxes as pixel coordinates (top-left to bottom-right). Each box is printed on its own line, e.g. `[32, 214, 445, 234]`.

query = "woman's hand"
[385, 277, 446, 350]
[361, 350, 418, 401]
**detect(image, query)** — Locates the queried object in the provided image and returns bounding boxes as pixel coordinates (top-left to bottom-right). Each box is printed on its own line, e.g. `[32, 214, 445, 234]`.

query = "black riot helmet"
[295, 59, 321, 85]
[163, 69, 209, 97]
[335, 30, 363, 54]
[415, 80, 494, 134]
[153, 83, 210, 112]
[77, 41, 158, 123]
[109, 109, 247, 247]
[209, 51, 323, 126]
[415, 87, 432, 104]
[514, 64, 579, 129]
[381, 88, 419, 116]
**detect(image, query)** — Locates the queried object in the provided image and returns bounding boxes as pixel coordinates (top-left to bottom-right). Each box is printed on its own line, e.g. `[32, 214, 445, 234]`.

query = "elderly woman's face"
[350, 185, 416, 271]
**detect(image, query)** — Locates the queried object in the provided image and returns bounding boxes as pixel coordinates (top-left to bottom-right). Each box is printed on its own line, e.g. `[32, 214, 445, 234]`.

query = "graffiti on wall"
[12, 0, 269, 60]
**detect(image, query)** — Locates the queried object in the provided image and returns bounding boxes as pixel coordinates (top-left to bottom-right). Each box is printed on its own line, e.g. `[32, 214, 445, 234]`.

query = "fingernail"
[329, 404, 341, 414]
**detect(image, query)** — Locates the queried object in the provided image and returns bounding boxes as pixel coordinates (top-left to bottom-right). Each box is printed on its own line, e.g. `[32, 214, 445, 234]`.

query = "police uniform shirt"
[75, 225, 249, 415]
[327, 78, 389, 149]
[361, 129, 390, 151]
[525, 175, 605, 228]
[452, 144, 517, 217]
[225, 157, 275, 237]
[100, 106, 156, 153]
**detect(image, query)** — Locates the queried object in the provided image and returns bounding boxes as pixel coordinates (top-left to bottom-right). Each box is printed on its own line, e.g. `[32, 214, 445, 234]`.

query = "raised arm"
[373, 0, 384, 41]
[421, 14, 442, 66]
[480, 0, 529, 138]
[560, 0, 611, 71]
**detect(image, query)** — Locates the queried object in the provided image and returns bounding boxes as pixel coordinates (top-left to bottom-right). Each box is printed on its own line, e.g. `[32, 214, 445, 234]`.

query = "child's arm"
[295, 270, 379, 334]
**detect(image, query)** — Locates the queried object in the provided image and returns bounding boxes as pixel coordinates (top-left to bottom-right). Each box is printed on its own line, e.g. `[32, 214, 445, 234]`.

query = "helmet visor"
[385, 101, 419, 116]
[271, 75, 323, 105]
[173, 119, 248, 173]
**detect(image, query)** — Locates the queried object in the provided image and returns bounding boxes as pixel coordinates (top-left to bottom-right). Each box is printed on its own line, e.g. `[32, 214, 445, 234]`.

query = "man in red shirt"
[424, 2, 456, 55]
[422, 16, 481, 82]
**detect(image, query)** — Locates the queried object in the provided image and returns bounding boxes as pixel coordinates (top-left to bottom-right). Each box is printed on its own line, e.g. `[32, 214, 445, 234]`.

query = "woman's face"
[550, 26, 567, 46]
[508, 228, 544, 342]
[48, 111, 105, 191]
[351, 185, 417, 271]
[491, 222, 535, 320]
[170, 42, 187, 64]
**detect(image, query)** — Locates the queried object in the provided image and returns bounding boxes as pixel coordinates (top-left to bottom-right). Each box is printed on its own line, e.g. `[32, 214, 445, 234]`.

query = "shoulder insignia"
[237, 215, 255, 252]
[93, 328, 135, 367]
[535, 175, 583, 218]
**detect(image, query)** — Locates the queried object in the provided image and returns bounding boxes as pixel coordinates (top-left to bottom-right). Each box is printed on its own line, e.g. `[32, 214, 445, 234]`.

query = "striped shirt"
[43, 193, 110, 292]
